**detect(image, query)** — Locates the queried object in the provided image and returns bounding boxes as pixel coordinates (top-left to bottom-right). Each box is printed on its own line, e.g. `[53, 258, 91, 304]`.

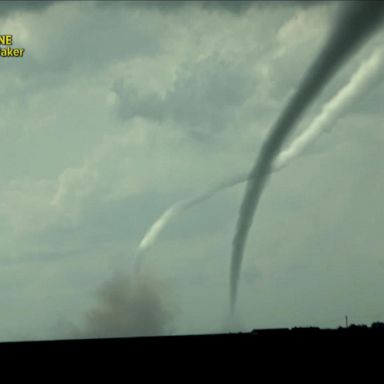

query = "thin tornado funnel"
[133, 45, 383, 276]
[231, 2, 384, 313]
[133, 172, 248, 275]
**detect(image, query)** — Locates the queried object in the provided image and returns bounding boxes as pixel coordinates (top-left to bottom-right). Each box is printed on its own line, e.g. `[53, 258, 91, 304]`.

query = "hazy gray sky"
[0, 1, 383, 341]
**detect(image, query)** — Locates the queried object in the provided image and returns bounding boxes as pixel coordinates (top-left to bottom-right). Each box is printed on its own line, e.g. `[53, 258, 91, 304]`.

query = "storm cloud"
[0, 1, 384, 341]
[0, 1, 55, 19]
[114, 58, 255, 140]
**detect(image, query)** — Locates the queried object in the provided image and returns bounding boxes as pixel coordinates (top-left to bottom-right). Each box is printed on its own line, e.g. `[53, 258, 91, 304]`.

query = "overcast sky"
[0, 1, 383, 341]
